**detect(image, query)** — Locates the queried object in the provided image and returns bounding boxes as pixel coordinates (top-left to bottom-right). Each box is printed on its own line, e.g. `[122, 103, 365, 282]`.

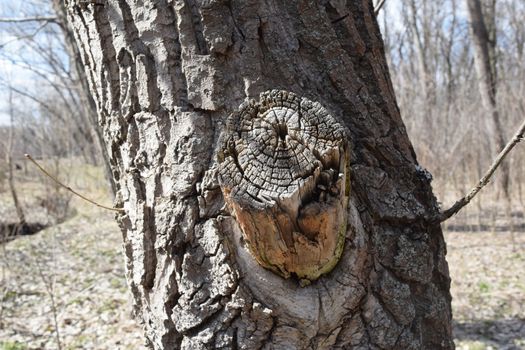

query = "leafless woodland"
[383, 0, 525, 220]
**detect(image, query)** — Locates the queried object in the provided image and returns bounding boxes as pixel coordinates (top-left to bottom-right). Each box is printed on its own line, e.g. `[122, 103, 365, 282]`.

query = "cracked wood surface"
[64, 0, 453, 349]
[218, 90, 349, 282]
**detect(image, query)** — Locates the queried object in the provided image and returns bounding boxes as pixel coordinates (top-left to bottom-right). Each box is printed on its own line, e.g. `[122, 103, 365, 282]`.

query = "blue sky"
[0, 0, 59, 125]
[0, 1, 20, 125]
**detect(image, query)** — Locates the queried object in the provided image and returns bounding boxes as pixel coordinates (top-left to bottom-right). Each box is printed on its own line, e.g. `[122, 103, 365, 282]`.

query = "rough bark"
[64, 1, 453, 349]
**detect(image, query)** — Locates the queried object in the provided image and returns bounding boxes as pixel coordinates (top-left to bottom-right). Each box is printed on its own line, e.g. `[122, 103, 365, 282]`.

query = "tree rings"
[218, 90, 350, 282]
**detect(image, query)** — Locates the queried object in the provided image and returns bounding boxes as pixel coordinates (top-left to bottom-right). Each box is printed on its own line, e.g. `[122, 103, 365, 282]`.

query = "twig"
[374, 0, 387, 15]
[0, 16, 58, 23]
[24, 154, 123, 213]
[438, 117, 525, 222]
[0, 20, 53, 49]
[0, 80, 65, 122]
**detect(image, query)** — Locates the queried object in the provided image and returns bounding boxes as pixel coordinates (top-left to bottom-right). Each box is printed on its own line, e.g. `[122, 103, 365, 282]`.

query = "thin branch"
[0, 20, 52, 49]
[24, 154, 123, 213]
[438, 117, 525, 222]
[0, 82, 65, 123]
[375, 0, 387, 15]
[0, 16, 58, 24]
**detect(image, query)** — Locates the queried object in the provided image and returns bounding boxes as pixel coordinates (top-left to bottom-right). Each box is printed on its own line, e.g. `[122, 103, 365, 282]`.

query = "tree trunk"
[7, 89, 26, 229]
[466, 0, 509, 197]
[64, 1, 453, 349]
[466, 0, 515, 245]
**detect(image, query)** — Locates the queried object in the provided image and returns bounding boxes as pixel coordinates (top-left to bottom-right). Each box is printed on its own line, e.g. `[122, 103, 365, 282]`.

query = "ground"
[447, 212, 525, 350]
[0, 163, 524, 349]
[0, 211, 144, 350]
[0, 161, 144, 349]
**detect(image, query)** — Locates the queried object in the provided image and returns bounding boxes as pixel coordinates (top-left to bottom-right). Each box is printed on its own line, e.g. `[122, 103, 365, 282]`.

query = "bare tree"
[0, 1, 115, 194]
[466, 0, 509, 196]
[381, 0, 525, 232]
[64, 1, 453, 349]
[51, 0, 116, 195]
[6, 89, 26, 233]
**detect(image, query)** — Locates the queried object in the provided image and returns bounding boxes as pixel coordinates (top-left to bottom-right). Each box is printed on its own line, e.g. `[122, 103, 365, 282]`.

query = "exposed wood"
[219, 90, 349, 282]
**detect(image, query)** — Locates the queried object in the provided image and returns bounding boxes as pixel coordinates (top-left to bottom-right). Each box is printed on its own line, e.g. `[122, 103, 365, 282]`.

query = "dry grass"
[0, 160, 144, 349]
[0, 212, 145, 350]
[446, 209, 525, 350]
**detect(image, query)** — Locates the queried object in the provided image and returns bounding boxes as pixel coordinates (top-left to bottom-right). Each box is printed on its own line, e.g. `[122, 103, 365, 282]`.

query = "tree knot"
[218, 90, 350, 283]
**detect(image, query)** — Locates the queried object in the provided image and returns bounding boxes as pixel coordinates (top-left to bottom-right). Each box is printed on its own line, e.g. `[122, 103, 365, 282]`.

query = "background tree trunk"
[64, 1, 453, 349]
[466, 0, 509, 197]
[466, 0, 515, 243]
[51, 0, 117, 196]
[6, 90, 26, 229]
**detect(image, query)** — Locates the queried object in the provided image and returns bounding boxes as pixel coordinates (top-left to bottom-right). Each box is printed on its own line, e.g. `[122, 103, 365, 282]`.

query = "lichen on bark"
[218, 90, 350, 282]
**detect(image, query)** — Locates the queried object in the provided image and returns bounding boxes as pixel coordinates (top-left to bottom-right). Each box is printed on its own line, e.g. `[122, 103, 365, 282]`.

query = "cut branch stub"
[218, 90, 350, 283]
